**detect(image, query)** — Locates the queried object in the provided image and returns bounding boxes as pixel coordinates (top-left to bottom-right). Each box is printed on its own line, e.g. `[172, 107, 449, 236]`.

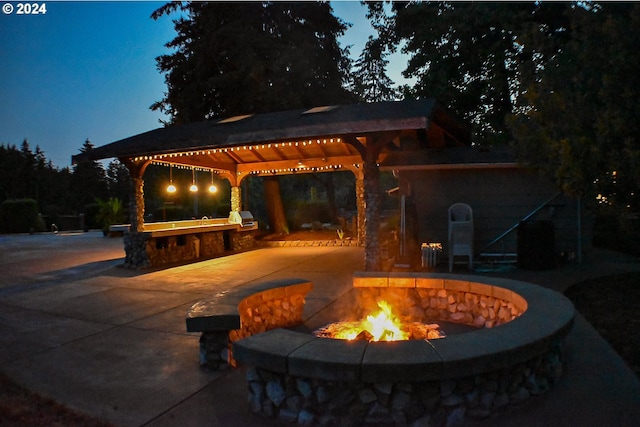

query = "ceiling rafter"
[269, 145, 288, 161]
[292, 145, 307, 159]
[248, 147, 267, 162]
[315, 140, 329, 158]
[220, 149, 244, 164]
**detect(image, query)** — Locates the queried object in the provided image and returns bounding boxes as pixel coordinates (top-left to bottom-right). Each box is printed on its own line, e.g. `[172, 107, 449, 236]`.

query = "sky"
[0, 1, 410, 169]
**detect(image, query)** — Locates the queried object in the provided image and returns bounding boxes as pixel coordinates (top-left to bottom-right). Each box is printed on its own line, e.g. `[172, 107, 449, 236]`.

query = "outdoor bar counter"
[120, 212, 259, 268]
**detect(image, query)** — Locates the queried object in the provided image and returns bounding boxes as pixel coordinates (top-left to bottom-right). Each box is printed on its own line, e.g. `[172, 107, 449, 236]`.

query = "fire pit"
[233, 273, 574, 426]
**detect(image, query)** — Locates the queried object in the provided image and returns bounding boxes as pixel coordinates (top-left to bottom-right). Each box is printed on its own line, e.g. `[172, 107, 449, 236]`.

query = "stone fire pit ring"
[233, 273, 575, 424]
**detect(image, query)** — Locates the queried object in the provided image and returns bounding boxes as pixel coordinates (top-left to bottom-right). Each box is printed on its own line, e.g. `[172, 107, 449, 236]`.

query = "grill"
[229, 210, 256, 227]
[239, 211, 255, 227]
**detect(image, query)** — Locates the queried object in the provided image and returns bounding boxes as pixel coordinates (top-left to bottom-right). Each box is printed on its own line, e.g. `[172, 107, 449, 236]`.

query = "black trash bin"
[517, 220, 556, 270]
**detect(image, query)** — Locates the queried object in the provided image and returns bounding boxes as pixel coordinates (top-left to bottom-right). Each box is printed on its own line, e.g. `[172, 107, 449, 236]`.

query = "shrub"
[95, 198, 125, 235]
[0, 199, 46, 233]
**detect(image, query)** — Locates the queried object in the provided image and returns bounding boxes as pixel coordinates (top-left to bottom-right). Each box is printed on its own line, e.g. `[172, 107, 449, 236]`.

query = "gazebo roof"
[72, 100, 470, 178]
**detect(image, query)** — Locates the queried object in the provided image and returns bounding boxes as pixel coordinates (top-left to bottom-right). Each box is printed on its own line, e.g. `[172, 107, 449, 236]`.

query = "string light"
[139, 137, 343, 161]
[147, 136, 354, 179]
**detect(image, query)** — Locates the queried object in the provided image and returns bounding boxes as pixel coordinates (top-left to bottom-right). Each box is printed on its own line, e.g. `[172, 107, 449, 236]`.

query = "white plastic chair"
[448, 203, 474, 272]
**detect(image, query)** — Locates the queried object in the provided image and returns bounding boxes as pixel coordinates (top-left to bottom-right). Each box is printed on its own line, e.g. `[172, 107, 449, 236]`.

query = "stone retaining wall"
[245, 343, 563, 426]
[259, 238, 360, 248]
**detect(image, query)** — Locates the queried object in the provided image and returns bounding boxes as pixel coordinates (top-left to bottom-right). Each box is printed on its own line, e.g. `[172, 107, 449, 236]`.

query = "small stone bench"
[186, 278, 313, 370]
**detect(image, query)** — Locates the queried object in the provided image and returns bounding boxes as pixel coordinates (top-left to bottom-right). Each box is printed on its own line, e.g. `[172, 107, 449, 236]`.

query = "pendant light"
[208, 170, 217, 193]
[166, 164, 176, 193]
[190, 168, 198, 192]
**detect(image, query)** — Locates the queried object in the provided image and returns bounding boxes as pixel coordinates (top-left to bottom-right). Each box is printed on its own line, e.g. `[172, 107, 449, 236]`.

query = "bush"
[94, 198, 125, 235]
[0, 199, 46, 233]
[593, 210, 640, 256]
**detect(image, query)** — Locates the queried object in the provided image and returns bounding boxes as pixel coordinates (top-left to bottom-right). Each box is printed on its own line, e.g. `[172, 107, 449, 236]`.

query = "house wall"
[400, 167, 591, 261]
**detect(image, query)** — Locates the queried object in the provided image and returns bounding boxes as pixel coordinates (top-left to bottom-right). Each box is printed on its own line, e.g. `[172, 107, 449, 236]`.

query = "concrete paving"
[1, 231, 639, 426]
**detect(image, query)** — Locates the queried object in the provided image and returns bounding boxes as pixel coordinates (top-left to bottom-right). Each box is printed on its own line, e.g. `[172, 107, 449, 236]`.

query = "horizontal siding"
[401, 168, 590, 257]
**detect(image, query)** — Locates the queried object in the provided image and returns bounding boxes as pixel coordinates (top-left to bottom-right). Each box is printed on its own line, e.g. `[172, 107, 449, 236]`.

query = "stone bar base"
[123, 227, 259, 269]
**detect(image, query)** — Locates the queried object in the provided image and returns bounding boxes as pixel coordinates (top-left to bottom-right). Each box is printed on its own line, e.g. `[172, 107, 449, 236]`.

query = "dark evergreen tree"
[19, 139, 36, 199]
[70, 139, 108, 212]
[106, 160, 131, 204]
[351, 36, 398, 102]
[0, 142, 75, 229]
[0, 143, 24, 201]
[151, 1, 355, 124]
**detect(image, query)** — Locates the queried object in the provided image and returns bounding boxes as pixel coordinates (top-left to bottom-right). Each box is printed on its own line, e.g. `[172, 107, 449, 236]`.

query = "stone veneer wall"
[123, 229, 258, 268]
[124, 232, 150, 268]
[145, 233, 215, 266]
[230, 229, 260, 252]
[354, 286, 523, 329]
[190, 279, 313, 371]
[245, 346, 563, 426]
[199, 292, 306, 370]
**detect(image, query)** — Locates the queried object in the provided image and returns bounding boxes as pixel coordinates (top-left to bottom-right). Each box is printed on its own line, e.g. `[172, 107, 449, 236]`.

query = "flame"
[323, 300, 409, 342]
[363, 301, 409, 341]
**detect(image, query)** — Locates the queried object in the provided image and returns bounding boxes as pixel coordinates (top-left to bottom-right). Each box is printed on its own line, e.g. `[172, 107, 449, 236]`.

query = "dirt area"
[0, 372, 113, 427]
[1, 271, 638, 425]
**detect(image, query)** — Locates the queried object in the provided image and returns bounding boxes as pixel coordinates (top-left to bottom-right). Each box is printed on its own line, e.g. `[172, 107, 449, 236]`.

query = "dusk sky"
[0, 1, 409, 168]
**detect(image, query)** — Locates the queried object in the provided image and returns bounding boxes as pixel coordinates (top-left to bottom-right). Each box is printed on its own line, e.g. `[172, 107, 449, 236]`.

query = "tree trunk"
[311, 173, 338, 222]
[263, 176, 289, 234]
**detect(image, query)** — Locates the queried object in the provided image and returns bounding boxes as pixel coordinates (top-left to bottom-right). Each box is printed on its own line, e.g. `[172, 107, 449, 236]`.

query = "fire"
[363, 300, 408, 341]
[314, 300, 445, 342]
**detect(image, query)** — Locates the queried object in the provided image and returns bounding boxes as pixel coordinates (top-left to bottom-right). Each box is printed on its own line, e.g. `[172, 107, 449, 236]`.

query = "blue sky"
[0, 1, 408, 168]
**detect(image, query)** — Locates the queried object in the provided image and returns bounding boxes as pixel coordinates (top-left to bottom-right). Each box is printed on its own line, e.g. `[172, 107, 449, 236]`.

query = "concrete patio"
[1, 231, 639, 426]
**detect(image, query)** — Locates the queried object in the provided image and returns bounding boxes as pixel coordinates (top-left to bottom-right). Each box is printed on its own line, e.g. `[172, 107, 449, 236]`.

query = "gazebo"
[73, 100, 471, 270]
